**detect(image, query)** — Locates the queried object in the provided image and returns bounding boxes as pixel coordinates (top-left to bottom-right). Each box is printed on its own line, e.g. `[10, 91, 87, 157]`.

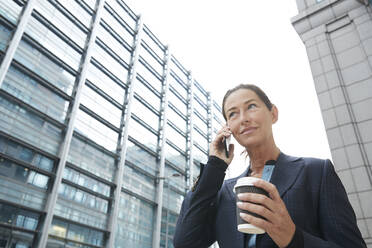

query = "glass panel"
[169, 74, 187, 100]
[63, 167, 110, 197]
[50, 219, 67, 238]
[141, 28, 164, 61]
[16, 210, 39, 230]
[168, 91, 187, 115]
[25, 17, 82, 70]
[165, 143, 186, 170]
[193, 113, 208, 135]
[0, 174, 47, 210]
[194, 97, 208, 118]
[193, 145, 208, 165]
[122, 166, 155, 201]
[2, 66, 69, 122]
[193, 128, 208, 149]
[165, 165, 185, 190]
[58, 0, 92, 28]
[131, 97, 159, 130]
[58, 183, 108, 213]
[166, 124, 186, 151]
[139, 47, 163, 75]
[115, 193, 153, 248]
[169, 58, 188, 86]
[80, 84, 122, 128]
[125, 139, 157, 176]
[67, 136, 116, 182]
[128, 118, 158, 152]
[0, 96, 62, 155]
[50, 219, 104, 247]
[92, 42, 128, 85]
[193, 84, 207, 104]
[82, 0, 96, 10]
[0, 0, 22, 24]
[34, 0, 87, 48]
[134, 79, 160, 110]
[0, 226, 35, 248]
[97, 23, 132, 65]
[213, 112, 224, 131]
[14, 40, 75, 95]
[0, 22, 12, 52]
[137, 60, 162, 92]
[74, 109, 118, 152]
[54, 198, 107, 229]
[105, 0, 137, 32]
[86, 62, 125, 103]
[0, 136, 54, 172]
[162, 187, 184, 213]
[167, 107, 186, 132]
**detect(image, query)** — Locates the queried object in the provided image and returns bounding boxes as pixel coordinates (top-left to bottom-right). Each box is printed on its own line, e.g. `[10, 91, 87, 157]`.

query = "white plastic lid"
[233, 177, 259, 193]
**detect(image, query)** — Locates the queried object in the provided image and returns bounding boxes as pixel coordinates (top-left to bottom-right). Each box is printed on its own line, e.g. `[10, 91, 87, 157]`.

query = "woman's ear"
[271, 105, 278, 124]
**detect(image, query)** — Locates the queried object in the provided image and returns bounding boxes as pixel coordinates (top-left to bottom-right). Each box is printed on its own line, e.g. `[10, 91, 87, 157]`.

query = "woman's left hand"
[237, 179, 295, 248]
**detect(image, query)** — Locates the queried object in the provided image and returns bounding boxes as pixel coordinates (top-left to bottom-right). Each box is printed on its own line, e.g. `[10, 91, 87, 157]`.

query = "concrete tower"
[292, 0, 372, 246]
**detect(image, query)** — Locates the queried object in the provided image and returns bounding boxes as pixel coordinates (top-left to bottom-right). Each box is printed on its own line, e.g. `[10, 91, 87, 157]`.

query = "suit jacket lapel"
[270, 152, 304, 197]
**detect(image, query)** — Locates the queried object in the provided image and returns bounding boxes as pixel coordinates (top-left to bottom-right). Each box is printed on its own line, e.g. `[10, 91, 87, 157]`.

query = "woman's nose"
[239, 110, 251, 123]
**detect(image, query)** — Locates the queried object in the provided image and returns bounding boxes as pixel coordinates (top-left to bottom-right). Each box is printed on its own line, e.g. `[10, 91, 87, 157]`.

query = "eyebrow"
[226, 99, 256, 113]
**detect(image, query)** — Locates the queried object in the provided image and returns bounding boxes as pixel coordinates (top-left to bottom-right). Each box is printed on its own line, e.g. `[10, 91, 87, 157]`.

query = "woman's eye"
[228, 112, 236, 118]
[248, 103, 257, 110]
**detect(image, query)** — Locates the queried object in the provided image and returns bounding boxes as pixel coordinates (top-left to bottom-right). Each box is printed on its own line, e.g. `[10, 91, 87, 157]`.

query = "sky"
[124, 0, 332, 178]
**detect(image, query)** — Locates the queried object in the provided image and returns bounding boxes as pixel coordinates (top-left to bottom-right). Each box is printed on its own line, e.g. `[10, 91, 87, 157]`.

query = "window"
[74, 109, 118, 152]
[125, 140, 157, 175]
[67, 136, 116, 182]
[14, 40, 76, 96]
[0, 158, 49, 189]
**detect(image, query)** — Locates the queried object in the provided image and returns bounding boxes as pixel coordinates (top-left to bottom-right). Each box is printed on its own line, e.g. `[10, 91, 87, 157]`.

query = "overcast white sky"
[124, 0, 332, 178]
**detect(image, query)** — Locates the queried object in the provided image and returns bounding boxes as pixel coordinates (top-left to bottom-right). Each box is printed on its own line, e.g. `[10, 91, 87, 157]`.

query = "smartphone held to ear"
[223, 136, 231, 158]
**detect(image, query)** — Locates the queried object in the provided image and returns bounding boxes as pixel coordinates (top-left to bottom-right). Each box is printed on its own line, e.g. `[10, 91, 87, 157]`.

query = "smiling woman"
[173, 83, 366, 248]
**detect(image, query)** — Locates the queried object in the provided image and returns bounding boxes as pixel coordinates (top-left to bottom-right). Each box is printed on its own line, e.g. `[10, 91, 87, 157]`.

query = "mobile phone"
[223, 136, 231, 158]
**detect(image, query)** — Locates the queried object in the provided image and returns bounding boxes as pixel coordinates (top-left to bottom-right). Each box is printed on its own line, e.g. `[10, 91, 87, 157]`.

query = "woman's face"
[224, 89, 277, 149]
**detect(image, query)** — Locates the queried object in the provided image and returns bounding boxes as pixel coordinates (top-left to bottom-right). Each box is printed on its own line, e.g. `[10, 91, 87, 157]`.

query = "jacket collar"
[226, 152, 303, 198]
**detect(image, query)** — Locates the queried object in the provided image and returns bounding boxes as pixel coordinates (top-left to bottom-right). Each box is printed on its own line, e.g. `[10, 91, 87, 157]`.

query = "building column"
[37, 0, 106, 247]
[106, 16, 144, 248]
[0, 0, 36, 87]
[153, 46, 171, 248]
[186, 73, 195, 190]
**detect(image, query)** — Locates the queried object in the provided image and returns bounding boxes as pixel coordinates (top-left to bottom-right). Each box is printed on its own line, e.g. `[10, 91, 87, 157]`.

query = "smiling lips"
[240, 127, 257, 135]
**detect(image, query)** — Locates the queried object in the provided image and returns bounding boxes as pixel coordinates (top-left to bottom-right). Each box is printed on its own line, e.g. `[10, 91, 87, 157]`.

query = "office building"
[292, 0, 372, 246]
[0, 0, 225, 247]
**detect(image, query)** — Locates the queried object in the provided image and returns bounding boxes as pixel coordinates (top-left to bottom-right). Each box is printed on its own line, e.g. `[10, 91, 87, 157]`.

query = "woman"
[173, 84, 366, 248]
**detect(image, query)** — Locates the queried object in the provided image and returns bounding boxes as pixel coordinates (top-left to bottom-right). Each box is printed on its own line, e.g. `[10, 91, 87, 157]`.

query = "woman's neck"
[247, 144, 280, 174]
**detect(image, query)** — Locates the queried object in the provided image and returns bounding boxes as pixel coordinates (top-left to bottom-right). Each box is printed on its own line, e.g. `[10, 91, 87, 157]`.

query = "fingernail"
[240, 213, 248, 218]
[237, 202, 243, 207]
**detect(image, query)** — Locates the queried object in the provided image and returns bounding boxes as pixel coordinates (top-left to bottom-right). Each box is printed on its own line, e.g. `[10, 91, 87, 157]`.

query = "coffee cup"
[233, 177, 269, 234]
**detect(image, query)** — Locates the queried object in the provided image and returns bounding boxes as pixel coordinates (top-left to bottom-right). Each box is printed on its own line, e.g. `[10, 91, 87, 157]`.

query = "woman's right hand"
[209, 126, 234, 165]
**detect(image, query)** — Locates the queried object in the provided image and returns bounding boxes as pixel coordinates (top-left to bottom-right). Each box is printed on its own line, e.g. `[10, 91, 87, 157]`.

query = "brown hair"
[222, 84, 273, 120]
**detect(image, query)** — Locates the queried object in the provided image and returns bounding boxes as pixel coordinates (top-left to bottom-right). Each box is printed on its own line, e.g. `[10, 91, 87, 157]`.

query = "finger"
[237, 201, 275, 222]
[252, 179, 281, 201]
[237, 193, 275, 212]
[239, 212, 269, 232]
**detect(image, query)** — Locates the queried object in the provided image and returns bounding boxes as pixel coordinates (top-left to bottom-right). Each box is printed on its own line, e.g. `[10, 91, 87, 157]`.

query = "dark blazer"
[173, 153, 366, 248]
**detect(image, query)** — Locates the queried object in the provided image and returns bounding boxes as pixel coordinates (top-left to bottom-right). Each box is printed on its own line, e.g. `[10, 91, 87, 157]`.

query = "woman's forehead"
[225, 89, 260, 107]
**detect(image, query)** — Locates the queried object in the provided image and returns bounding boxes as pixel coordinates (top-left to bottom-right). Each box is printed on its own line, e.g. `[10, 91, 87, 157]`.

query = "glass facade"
[0, 0, 220, 247]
